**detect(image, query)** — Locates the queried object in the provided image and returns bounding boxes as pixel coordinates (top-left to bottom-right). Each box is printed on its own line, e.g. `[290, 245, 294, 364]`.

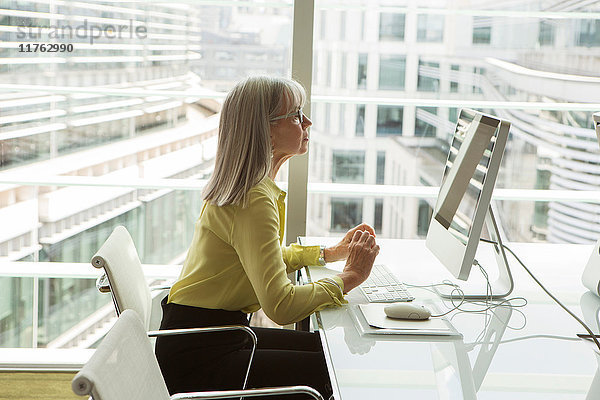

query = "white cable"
[480, 238, 600, 354]
[403, 271, 527, 319]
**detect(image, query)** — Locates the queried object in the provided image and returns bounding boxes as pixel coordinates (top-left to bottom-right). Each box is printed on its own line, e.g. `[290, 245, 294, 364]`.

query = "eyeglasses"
[270, 108, 303, 124]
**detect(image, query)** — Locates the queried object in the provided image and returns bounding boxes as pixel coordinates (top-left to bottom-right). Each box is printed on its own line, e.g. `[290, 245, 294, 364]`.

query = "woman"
[155, 76, 379, 399]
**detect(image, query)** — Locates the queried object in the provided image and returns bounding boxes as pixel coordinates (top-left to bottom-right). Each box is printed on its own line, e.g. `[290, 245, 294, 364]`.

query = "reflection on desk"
[301, 238, 596, 400]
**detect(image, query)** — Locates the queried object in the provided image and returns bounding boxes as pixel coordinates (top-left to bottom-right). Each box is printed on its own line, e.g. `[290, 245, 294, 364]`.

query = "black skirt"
[155, 296, 251, 393]
[155, 296, 333, 400]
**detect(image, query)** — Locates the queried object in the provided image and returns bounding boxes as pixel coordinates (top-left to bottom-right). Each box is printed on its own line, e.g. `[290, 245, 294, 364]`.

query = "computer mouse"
[384, 303, 431, 320]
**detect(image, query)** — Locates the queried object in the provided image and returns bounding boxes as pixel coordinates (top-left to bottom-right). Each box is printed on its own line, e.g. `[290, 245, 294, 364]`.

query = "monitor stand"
[436, 205, 514, 300]
[470, 303, 512, 390]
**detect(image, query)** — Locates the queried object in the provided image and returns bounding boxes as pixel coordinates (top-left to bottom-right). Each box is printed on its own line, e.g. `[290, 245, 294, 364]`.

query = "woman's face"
[270, 104, 312, 160]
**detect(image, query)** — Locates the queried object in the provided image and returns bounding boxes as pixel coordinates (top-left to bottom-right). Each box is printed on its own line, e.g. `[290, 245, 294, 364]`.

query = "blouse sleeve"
[281, 244, 321, 273]
[231, 192, 346, 325]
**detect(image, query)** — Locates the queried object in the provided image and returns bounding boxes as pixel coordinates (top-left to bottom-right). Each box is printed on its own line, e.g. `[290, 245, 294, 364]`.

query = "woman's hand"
[324, 223, 376, 263]
[336, 230, 379, 293]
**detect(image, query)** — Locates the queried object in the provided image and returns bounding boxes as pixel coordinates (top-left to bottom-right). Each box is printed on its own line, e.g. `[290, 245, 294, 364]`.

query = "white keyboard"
[359, 264, 414, 303]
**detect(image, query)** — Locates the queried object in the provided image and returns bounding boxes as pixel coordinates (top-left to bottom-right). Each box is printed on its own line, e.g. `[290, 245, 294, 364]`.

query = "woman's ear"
[269, 129, 275, 149]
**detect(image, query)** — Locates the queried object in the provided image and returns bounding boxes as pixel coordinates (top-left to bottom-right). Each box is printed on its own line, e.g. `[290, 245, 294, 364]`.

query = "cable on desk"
[470, 334, 580, 346]
[402, 281, 465, 317]
[475, 260, 493, 333]
[480, 237, 600, 354]
[448, 297, 528, 344]
[403, 276, 527, 320]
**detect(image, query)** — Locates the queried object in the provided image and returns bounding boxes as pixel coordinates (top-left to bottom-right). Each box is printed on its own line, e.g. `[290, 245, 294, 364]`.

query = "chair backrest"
[72, 309, 170, 400]
[92, 226, 152, 330]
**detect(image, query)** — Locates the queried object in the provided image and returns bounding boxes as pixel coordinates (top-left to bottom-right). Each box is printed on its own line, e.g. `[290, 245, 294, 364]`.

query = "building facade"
[307, 1, 600, 245]
[1, 0, 599, 348]
[0, 1, 291, 347]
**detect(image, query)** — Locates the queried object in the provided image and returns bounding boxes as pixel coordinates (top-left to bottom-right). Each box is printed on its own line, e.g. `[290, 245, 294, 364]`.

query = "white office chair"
[91, 225, 257, 390]
[72, 309, 324, 400]
[92, 225, 166, 329]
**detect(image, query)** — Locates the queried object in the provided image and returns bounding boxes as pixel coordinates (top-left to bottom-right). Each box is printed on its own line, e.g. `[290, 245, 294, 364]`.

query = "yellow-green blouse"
[168, 177, 346, 325]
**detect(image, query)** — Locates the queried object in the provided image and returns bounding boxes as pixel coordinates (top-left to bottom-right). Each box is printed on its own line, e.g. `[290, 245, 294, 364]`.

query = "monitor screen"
[435, 110, 497, 245]
[426, 108, 510, 285]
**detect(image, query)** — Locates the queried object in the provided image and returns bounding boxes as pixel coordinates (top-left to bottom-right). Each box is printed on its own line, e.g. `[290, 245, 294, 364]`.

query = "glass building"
[0, 1, 292, 348]
[0, 0, 598, 372]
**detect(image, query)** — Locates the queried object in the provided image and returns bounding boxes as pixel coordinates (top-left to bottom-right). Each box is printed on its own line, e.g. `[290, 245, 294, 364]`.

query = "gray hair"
[203, 76, 306, 207]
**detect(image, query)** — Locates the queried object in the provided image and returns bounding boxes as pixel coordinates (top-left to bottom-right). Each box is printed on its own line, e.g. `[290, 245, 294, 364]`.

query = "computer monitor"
[426, 108, 513, 299]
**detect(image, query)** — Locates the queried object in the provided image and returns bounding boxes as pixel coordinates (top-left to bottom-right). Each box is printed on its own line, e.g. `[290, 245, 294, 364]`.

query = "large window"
[450, 64, 460, 93]
[0, 0, 294, 348]
[415, 107, 438, 137]
[578, 20, 600, 47]
[0, 277, 33, 347]
[417, 60, 440, 92]
[4, 0, 600, 352]
[473, 17, 492, 44]
[357, 53, 368, 89]
[376, 106, 403, 136]
[310, 3, 600, 245]
[417, 14, 444, 42]
[374, 198, 384, 232]
[332, 151, 365, 183]
[473, 67, 485, 94]
[376, 151, 386, 185]
[539, 21, 555, 46]
[356, 104, 365, 137]
[331, 198, 363, 232]
[417, 200, 433, 237]
[379, 13, 405, 41]
[379, 55, 406, 90]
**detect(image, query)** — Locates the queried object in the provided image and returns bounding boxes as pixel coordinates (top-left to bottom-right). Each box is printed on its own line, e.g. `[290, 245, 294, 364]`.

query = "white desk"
[300, 238, 599, 400]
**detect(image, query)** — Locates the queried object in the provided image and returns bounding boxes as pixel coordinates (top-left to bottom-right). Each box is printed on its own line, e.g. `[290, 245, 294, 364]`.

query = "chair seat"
[73, 310, 325, 400]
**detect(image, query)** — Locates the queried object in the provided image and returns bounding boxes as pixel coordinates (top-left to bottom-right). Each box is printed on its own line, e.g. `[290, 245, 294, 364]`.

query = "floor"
[0, 372, 80, 400]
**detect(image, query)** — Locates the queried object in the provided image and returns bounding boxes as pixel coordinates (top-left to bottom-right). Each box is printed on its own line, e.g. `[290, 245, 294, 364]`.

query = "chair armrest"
[95, 273, 170, 294]
[151, 285, 171, 291]
[170, 385, 324, 400]
[147, 326, 256, 345]
[147, 326, 257, 391]
[95, 273, 110, 293]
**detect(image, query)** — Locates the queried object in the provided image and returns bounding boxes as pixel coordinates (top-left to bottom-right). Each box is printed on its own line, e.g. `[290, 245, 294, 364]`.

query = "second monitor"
[426, 108, 513, 299]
